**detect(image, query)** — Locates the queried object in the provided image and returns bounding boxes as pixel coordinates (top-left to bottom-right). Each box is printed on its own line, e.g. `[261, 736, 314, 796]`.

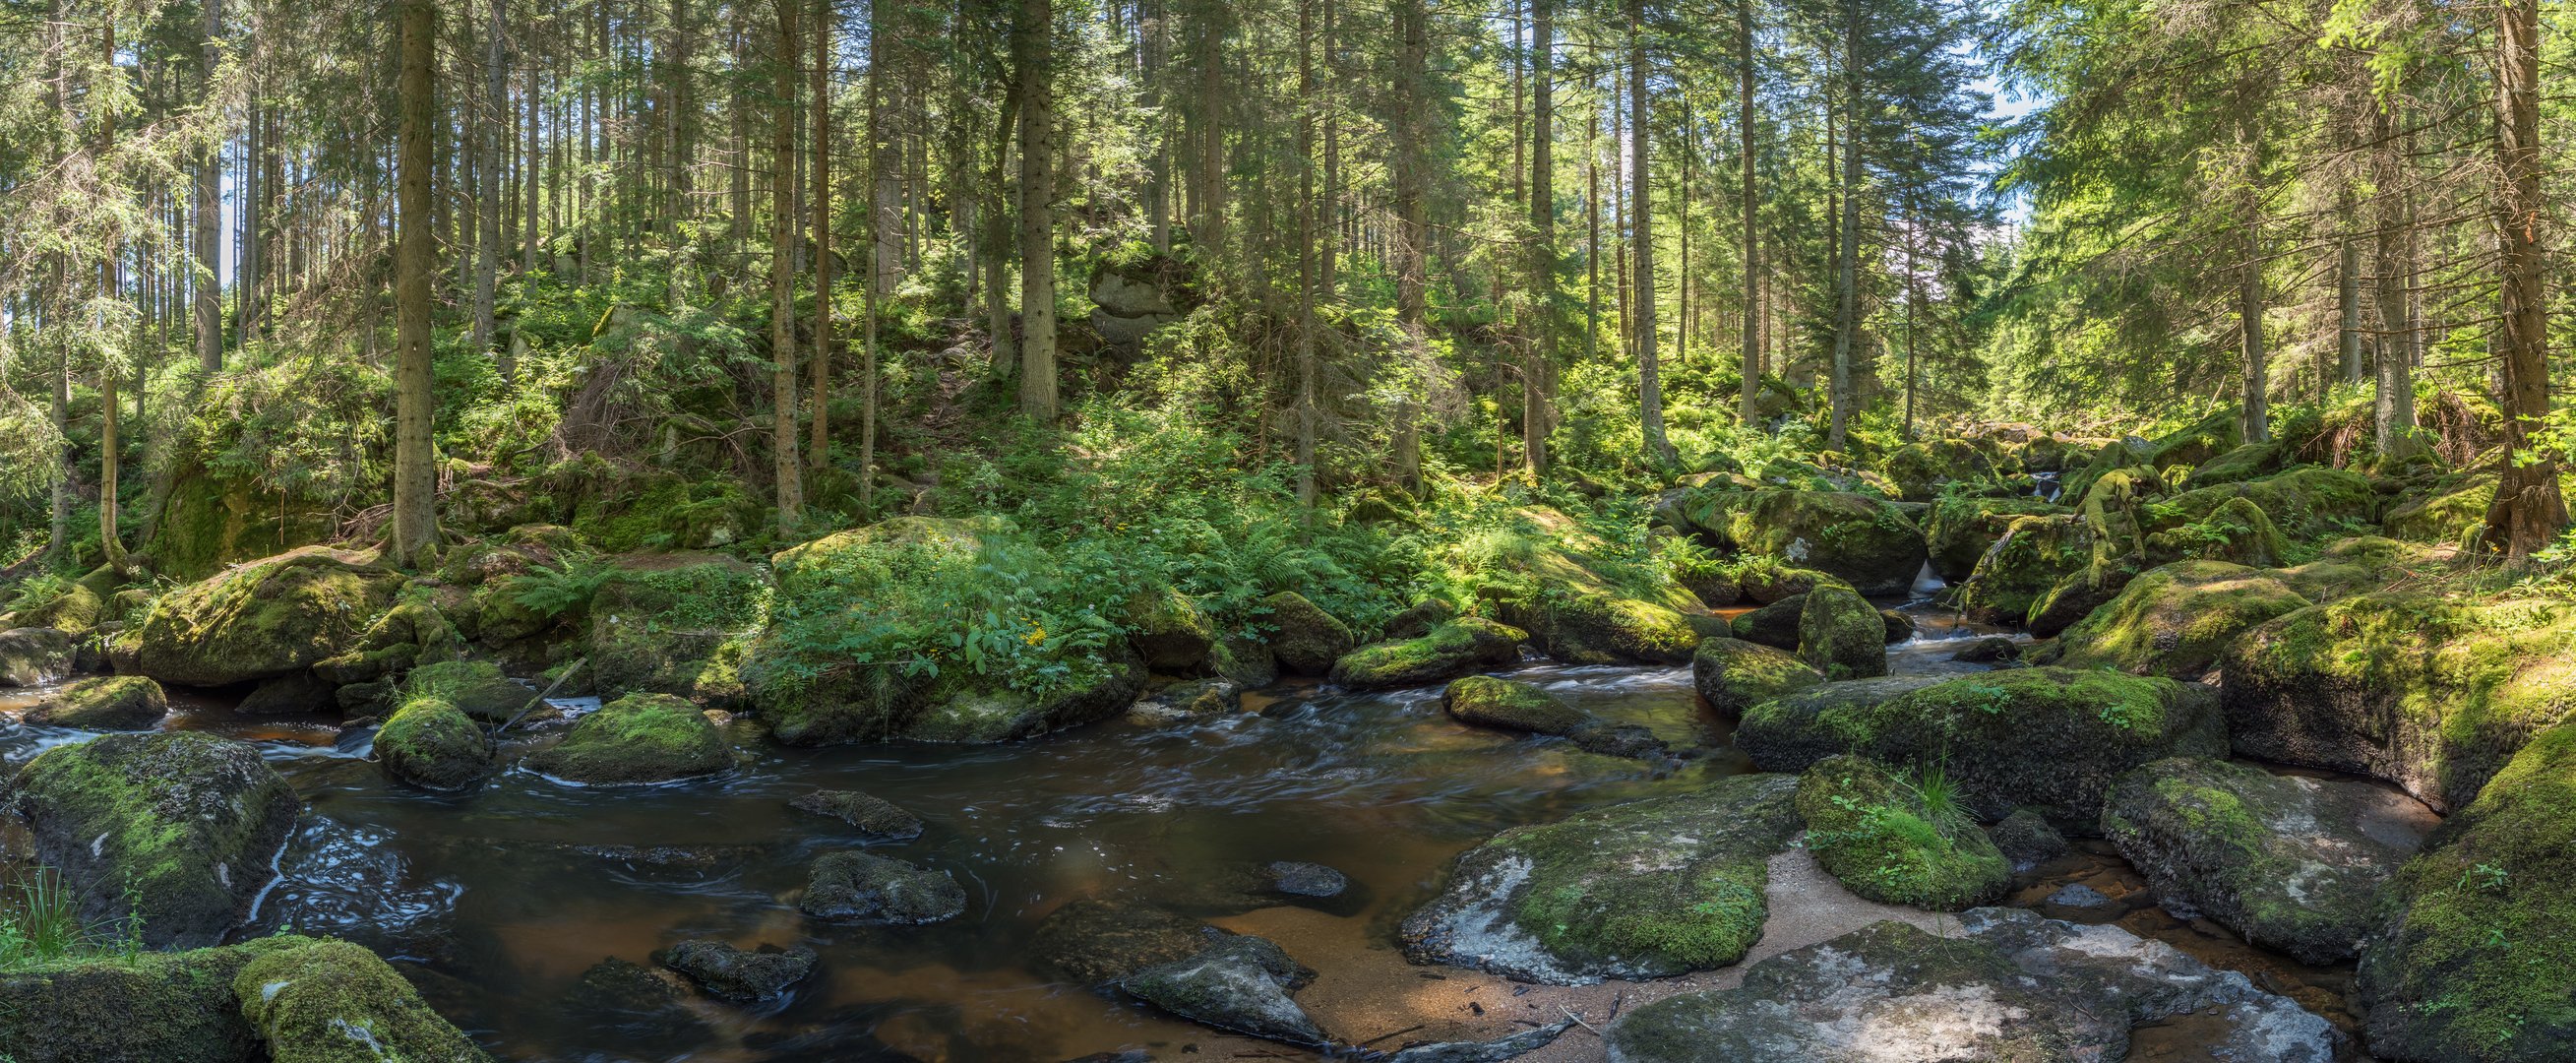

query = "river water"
[0, 603, 2389, 1061]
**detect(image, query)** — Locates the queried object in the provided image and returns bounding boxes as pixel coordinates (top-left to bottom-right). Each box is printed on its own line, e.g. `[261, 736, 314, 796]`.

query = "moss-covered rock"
[1739, 667, 2228, 825]
[2165, 467, 2379, 543]
[1735, 562, 1835, 604]
[1727, 594, 1805, 650]
[1690, 637, 1823, 719]
[1441, 675, 1588, 734]
[2277, 535, 2430, 602]
[2360, 719, 2576, 1062]
[233, 938, 489, 1063]
[1922, 496, 2063, 583]
[1117, 935, 1325, 1047]
[1261, 592, 1354, 675]
[2025, 560, 2136, 638]
[2221, 593, 2576, 813]
[0, 625, 76, 686]
[1989, 807, 2070, 869]
[1518, 587, 1700, 665]
[1603, 907, 2335, 1063]
[798, 851, 967, 923]
[1327, 617, 1523, 690]
[2382, 474, 2493, 546]
[1796, 584, 1886, 679]
[2103, 756, 2426, 965]
[1678, 489, 1928, 596]
[1398, 773, 1802, 983]
[143, 465, 338, 583]
[131, 548, 406, 688]
[0, 935, 313, 1063]
[586, 551, 769, 709]
[1125, 677, 1244, 726]
[2144, 495, 2287, 567]
[310, 598, 460, 687]
[1956, 514, 2091, 625]
[25, 675, 168, 729]
[652, 939, 817, 1003]
[788, 788, 925, 839]
[13, 580, 107, 633]
[523, 692, 731, 784]
[398, 659, 534, 721]
[2183, 441, 2287, 488]
[374, 698, 495, 790]
[743, 517, 1144, 744]
[1796, 755, 2007, 909]
[2043, 560, 2307, 680]
[1126, 587, 1218, 672]
[1879, 439, 1998, 502]
[4, 731, 299, 948]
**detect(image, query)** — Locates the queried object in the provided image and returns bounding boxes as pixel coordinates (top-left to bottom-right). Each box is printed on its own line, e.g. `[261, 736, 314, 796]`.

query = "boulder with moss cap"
[1328, 617, 1523, 689]
[1796, 755, 2008, 910]
[1796, 584, 1887, 679]
[374, 697, 496, 790]
[524, 692, 731, 783]
[25, 674, 169, 729]
[233, 938, 490, 1063]
[1678, 489, 1928, 596]
[1690, 637, 1823, 719]
[1398, 773, 1802, 983]
[2037, 560, 2307, 680]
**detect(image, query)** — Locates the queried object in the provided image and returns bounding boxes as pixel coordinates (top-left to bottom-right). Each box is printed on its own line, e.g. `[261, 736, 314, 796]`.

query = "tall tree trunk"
[807, 0, 833, 472]
[1523, 0, 1553, 475]
[2485, 0, 2565, 560]
[1826, 5, 1860, 452]
[2237, 117, 2269, 444]
[2337, 184, 2361, 388]
[525, 37, 542, 274]
[1735, 0, 1758, 426]
[394, 0, 441, 566]
[194, 0, 223, 375]
[1389, 0, 1428, 490]
[1295, 0, 1319, 504]
[2370, 104, 2419, 462]
[986, 82, 1018, 375]
[770, 0, 805, 529]
[97, 19, 128, 575]
[1632, 0, 1672, 466]
[869, 4, 903, 293]
[1015, 0, 1058, 423]
[475, 0, 505, 355]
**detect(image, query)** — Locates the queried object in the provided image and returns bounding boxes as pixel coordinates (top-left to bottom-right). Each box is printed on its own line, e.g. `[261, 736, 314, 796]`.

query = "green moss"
[131, 548, 406, 687]
[7, 732, 300, 949]
[523, 692, 730, 783]
[1795, 755, 2007, 910]
[1328, 617, 1524, 689]
[1957, 514, 2091, 624]
[1125, 587, 1218, 671]
[2223, 592, 2576, 812]
[24, 675, 169, 730]
[0, 934, 314, 1063]
[233, 938, 490, 1063]
[2361, 721, 2576, 1062]
[398, 660, 532, 721]
[1678, 489, 1927, 595]
[586, 552, 770, 708]
[1690, 637, 1824, 719]
[1795, 584, 1886, 679]
[2049, 560, 2307, 680]
[1441, 675, 1589, 735]
[2165, 467, 2378, 543]
[374, 698, 493, 790]
[1922, 495, 2063, 582]
[1260, 592, 1356, 675]
[1523, 588, 1700, 665]
[2382, 474, 2494, 547]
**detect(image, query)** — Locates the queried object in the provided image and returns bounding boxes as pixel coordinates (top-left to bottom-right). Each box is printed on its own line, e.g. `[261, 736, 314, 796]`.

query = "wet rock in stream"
[1383, 1020, 1575, 1063]
[1604, 908, 2338, 1063]
[1123, 677, 1243, 726]
[1691, 637, 1824, 719]
[655, 939, 820, 1003]
[790, 787, 927, 840]
[1028, 898, 1328, 1046]
[564, 957, 712, 1044]
[1439, 675, 1675, 762]
[1147, 858, 1358, 915]
[798, 851, 967, 923]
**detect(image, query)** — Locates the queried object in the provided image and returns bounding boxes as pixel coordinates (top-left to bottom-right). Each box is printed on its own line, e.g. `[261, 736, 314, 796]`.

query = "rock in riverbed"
[789, 788, 925, 840]
[24, 674, 168, 729]
[798, 851, 966, 923]
[655, 939, 818, 1003]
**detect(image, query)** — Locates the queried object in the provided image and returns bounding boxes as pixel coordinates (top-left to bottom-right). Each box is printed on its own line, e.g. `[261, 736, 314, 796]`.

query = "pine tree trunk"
[870, 5, 903, 294]
[1827, 6, 1860, 452]
[2370, 104, 2419, 462]
[2485, 0, 2566, 560]
[1390, 0, 1428, 490]
[394, 0, 441, 566]
[1523, 0, 1553, 475]
[475, 0, 505, 355]
[1295, 0, 1319, 504]
[2237, 118, 2268, 444]
[1736, 0, 1758, 426]
[807, 0, 831, 472]
[770, 0, 805, 529]
[194, 0, 223, 375]
[1015, 0, 1058, 423]
[2337, 185, 2361, 388]
[1632, 0, 1671, 467]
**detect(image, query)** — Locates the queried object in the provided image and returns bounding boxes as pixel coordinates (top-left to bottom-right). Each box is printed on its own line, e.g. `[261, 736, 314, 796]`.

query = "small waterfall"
[1911, 560, 1948, 598]
[2032, 470, 2063, 504]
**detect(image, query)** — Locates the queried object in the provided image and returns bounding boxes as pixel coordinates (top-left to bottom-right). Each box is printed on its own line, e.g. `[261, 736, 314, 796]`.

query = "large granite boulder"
[130, 548, 405, 687]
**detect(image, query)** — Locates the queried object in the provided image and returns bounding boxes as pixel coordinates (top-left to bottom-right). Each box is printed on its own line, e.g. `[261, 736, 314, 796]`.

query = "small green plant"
[2, 573, 73, 614]
[0, 868, 142, 971]
[1905, 760, 1976, 842]
[507, 555, 618, 619]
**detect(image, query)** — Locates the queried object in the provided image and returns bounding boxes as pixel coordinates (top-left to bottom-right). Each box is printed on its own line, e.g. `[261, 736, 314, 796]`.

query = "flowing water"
[0, 603, 2387, 1062]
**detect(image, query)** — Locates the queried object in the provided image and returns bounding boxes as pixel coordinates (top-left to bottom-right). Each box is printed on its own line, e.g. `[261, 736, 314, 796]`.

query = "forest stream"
[0, 598, 2420, 1062]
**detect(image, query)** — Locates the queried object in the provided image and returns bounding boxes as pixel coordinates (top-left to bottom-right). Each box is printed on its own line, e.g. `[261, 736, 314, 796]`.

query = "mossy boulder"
[1441, 675, 1588, 734]
[2103, 756, 2427, 965]
[2042, 560, 2307, 680]
[399, 659, 534, 721]
[310, 598, 460, 687]
[1679, 489, 1928, 595]
[2277, 534, 2430, 602]
[788, 789, 925, 839]
[131, 548, 406, 688]
[1261, 592, 1355, 675]
[2360, 720, 2576, 1062]
[1603, 908, 2334, 1063]
[1735, 562, 1835, 604]
[653, 939, 817, 1003]
[1327, 617, 1523, 690]
[1117, 935, 1325, 1047]
[2221, 593, 2576, 813]
[1518, 587, 1700, 665]
[1796, 755, 2008, 909]
[523, 692, 731, 784]
[13, 580, 107, 633]
[0, 625, 76, 686]
[2165, 466, 2379, 543]
[1690, 637, 1823, 719]
[1126, 587, 1218, 673]
[743, 517, 1144, 744]
[1879, 439, 1997, 502]
[2144, 495, 2287, 567]
[1727, 594, 1805, 650]
[1399, 773, 1802, 983]
[1922, 496, 2063, 583]
[1738, 667, 2229, 825]
[2025, 561, 2136, 638]
[1956, 514, 2091, 625]
[233, 938, 490, 1063]
[586, 551, 770, 709]
[0, 934, 305, 1063]
[1125, 677, 1245, 726]
[798, 851, 967, 923]
[2382, 474, 2493, 545]
[1796, 584, 1886, 679]
[25, 675, 168, 729]
[4, 731, 299, 948]
[374, 698, 495, 790]
[2183, 441, 2286, 488]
